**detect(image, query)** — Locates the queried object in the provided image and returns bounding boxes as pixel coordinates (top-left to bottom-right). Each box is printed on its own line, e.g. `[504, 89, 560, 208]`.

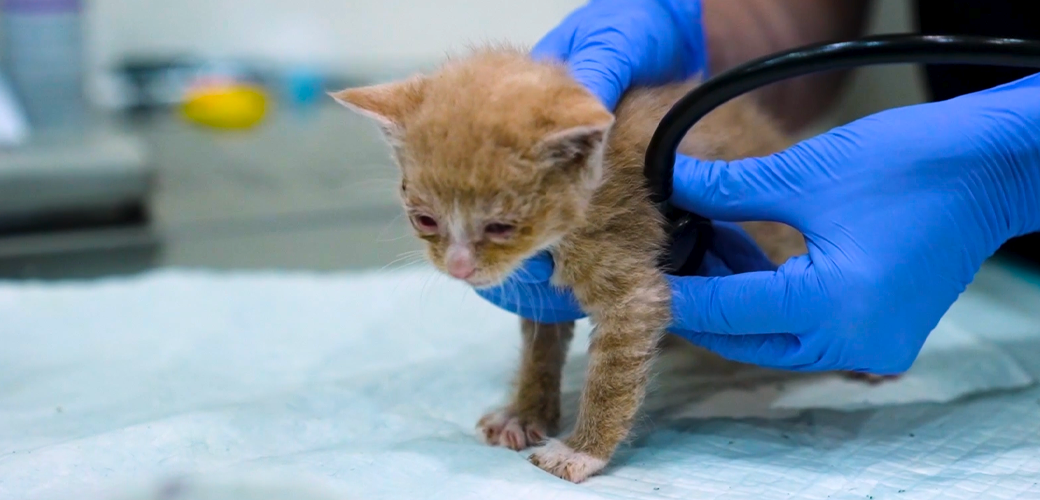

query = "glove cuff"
[654, 0, 709, 78]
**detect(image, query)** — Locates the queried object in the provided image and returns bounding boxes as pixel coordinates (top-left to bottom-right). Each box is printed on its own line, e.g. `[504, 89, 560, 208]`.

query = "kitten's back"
[603, 80, 808, 264]
[612, 81, 792, 167]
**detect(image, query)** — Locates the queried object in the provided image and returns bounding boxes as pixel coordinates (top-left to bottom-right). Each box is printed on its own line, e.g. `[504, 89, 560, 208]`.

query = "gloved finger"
[530, 26, 627, 110]
[709, 222, 779, 273]
[474, 281, 587, 323]
[672, 330, 807, 370]
[667, 254, 822, 335]
[510, 252, 556, 284]
[670, 153, 802, 223]
[528, 5, 624, 103]
[562, 21, 696, 111]
[566, 46, 630, 111]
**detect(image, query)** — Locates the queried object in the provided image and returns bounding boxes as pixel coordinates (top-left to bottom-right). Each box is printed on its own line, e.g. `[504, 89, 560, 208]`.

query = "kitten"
[332, 45, 887, 483]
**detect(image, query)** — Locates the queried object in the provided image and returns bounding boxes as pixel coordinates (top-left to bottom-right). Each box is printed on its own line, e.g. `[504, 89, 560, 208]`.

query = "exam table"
[1, 257, 1038, 500]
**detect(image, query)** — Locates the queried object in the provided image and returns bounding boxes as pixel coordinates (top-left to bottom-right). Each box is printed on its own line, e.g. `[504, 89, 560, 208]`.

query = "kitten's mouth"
[437, 261, 512, 289]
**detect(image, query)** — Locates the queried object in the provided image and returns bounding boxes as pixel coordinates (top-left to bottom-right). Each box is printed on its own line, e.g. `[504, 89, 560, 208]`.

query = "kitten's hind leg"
[477, 319, 573, 451]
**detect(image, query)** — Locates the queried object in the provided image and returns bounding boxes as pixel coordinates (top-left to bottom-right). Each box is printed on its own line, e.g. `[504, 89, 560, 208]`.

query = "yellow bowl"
[181, 85, 269, 130]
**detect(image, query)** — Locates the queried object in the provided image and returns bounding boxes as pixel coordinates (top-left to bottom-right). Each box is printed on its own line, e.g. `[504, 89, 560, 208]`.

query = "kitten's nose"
[446, 245, 477, 279]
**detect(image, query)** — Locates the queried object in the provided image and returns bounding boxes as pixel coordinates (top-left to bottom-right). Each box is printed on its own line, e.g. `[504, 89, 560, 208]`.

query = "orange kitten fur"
[335, 45, 808, 482]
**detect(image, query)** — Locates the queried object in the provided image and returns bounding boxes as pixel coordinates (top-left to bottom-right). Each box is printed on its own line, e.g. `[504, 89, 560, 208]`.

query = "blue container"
[1, 0, 87, 131]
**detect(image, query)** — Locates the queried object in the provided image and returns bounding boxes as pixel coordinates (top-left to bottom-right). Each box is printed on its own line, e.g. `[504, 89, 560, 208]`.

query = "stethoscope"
[648, 34, 1040, 276]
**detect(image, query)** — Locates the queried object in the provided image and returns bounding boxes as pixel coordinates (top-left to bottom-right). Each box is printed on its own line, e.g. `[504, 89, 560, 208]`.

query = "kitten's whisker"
[457, 281, 472, 311]
[419, 270, 441, 302]
[503, 274, 526, 315]
[375, 213, 410, 243]
[502, 268, 556, 350]
[384, 257, 426, 272]
[383, 249, 422, 265]
[383, 262, 423, 278]
[380, 258, 429, 294]
[379, 251, 426, 273]
[383, 254, 421, 269]
[490, 277, 530, 344]
[516, 265, 556, 319]
[496, 272, 535, 347]
[389, 264, 433, 297]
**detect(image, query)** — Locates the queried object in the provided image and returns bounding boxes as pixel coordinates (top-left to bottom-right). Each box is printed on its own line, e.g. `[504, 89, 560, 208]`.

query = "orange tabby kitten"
[333, 45, 882, 483]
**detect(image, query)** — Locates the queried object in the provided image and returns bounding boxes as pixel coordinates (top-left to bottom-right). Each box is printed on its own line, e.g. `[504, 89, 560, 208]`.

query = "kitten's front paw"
[476, 407, 548, 451]
[528, 438, 608, 483]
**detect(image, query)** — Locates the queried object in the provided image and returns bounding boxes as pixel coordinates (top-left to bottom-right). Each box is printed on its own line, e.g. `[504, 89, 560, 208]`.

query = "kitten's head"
[332, 47, 614, 287]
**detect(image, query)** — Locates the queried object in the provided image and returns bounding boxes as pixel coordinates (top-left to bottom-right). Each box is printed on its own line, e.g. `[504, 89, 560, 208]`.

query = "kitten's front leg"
[529, 274, 670, 483]
[478, 319, 573, 451]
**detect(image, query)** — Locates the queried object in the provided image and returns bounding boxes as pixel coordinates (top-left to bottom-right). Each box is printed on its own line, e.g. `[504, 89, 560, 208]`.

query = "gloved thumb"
[667, 254, 821, 335]
[670, 152, 802, 223]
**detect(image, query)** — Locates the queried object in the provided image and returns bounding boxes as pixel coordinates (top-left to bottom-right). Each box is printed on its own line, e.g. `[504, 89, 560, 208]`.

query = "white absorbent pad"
[2, 261, 1040, 500]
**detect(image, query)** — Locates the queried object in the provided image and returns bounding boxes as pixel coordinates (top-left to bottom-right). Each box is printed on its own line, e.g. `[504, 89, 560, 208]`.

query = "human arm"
[703, 0, 872, 131]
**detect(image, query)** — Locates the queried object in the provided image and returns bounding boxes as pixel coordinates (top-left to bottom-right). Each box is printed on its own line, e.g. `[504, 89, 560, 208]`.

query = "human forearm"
[702, 0, 872, 132]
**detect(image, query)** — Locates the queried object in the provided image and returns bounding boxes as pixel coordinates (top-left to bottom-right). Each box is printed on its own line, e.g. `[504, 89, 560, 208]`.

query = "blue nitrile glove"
[476, 0, 751, 322]
[531, 0, 708, 110]
[667, 73, 1040, 374]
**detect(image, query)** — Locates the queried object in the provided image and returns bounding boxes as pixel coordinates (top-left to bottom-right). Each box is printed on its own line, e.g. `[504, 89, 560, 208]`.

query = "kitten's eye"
[412, 214, 439, 233]
[484, 223, 516, 239]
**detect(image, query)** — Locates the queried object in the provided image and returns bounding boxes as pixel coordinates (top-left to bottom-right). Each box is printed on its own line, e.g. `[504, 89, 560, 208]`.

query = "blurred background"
[0, 0, 925, 281]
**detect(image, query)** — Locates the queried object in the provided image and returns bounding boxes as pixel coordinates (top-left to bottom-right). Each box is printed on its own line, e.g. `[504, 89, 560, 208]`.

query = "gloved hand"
[531, 0, 708, 110]
[668, 73, 1040, 374]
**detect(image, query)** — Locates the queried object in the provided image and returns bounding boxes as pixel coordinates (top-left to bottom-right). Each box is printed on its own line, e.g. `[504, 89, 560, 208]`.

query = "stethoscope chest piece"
[659, 206, 714, 277]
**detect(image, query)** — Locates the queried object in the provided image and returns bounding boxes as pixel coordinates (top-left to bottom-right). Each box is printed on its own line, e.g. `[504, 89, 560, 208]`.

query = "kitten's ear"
[535, 115, 615, 188]
[536, 120, 614, 164]
[329, 75, 427, 138]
